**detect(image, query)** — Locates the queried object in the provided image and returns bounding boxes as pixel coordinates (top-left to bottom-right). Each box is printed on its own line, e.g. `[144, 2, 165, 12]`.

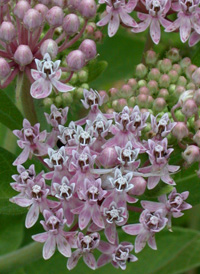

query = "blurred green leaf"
[0, 90, 23, 130]
[88, 60, 108, 83]
[22, 227, 200, 274]
[0, 215, 24, 256]
[191, 43, 200, 66]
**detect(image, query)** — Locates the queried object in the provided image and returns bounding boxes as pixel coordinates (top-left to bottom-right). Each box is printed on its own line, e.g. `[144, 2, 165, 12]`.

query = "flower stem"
[0, 242, 43, 273]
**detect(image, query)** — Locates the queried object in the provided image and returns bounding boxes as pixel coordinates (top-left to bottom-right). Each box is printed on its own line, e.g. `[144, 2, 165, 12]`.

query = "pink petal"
[125, 0, 138, 12]
[148, 234, 157, 250]
[83, 253, 96, 270]
[150, 18, 161, 44]
[132, 18, 151, 33]
[180, 16, 191, 43]
[135, 232, 149, 253]
[43, 235, 56, 260]
[141, 201, 165, 211]
[189, 31, 200, 47]
[31, 69, 44, 81]
[98, 240, 114, 254]
[30, 78, 52, 99]
[161, 174, 176, 185]
[25, 203, 39, 228]
[147, 176, 160, 190]
[56, 235, 71, 257]
[119, 9, 137, 27]
[108, 12, 120, 37]
[160, 17, 171, 28]
[51, 78, 75, 92]
[64, 207, 74, 227]
[165, 17, 181, 32]
[105, 223, 116, 244]
[92, 207, 105, 229]
[122, 224, 142, 235]
[168, 165, 180, 173]
[97, 13, 111, 27]
[13, 146, 30, 166]
[137, 12, 149, 21]
[67, 250, 82, 270]
[32, 232, 49, 243]
[181, 191, 189, 200]
[11, 196, 32, 207]
[97, 254, 112, 268]
[79, 206, 92, 230]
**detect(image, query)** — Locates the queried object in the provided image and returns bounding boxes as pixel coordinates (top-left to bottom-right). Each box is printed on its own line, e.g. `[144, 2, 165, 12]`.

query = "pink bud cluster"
[10, 88, 191, 270]
[0, 0, 97, 90]
[97, 0, 200, 45]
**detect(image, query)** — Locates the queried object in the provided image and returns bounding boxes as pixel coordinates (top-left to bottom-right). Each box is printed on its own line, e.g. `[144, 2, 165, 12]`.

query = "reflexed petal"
[83, 253, 96, 270]
[141, 201, 165, 211]
[168, 165, 180, 173]
[11, 196, 32, 207]
[165, 17, 181, 32]
[43, 235, 56, 260]
[150, 19, 161, 44]
[122, 224, 142, 235]
[97, 13, 111, 27]
[132, 18, 151, 33]
[25, 203, 40, 228]
[67, 249, 82, 270]
[125, 0, 138, 12]
[160, 17, 171, 28]
[189, 31, 200, 47]
[105, 223, 116, 244]
[51, 78, 75, 92]
[31, 69, 44, 81]
[148, 234, 157, 250]
[180, 17, 191, 43]
[135, 232, 148, 253]
[108, 12, 120, 37]
[56, 235, 71, 257]
[78, 206, 92, 230]
[32, 232, 49, 243]
[119, 9, 137, 27]
[92, 207, 105, 229]
[97, 254, 112, 268]
[98, 240, 114, 254]
[147, 176, 160, 190]
[13, 146, 30, 166]
[161, 174, 176, 185]
[30, 79, 52, 99]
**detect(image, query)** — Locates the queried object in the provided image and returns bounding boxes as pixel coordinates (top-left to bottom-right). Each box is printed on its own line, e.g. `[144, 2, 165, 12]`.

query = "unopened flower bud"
[158, 88, 169, 99]
[147, 80, 158, 94]
[0, 58, 11, 79]
[34, 4, 48, 18]
[128, 96, 136, 107]
[166, 48, 180, 62]
[79, 39, 97, 60]
[172, 122, 188, 140]
[14, 45, 33, 67]
[193, 130, 200, 146]
[129, 177, 146, 196]
[99, 90, 109, 103]
[187, 82, 195, 90]
[55, 95, 63, 107]
[138, 79, 147, 88]
[117, 98, 127, 111]
[168, 70, 178, 83]
[175, 85, 185, 97]
[145, 49, 158, 65]
[51, 0, 65, 7]
[169, 84, 176, 94]
[109, 87, 119, 98]
[14, 0, 30, 20]
[182, 99, 198, 117]
[137, 94, 148, 108]
[160, 58, 172, 73]
[62, 92, 73, 105]
[180, 57, 191, 69]
[148, 68, 160, 81]
[94, 30, 103, 41]
[23, 9, 43, 31]
[38, 0, 50, 4]
[66, 50, 86, 71]
[40, 39, 58, 59]
[153, 97, 166, 112]
[192, 68, 200, 86]
[177, 76, 187, 86]
[63, 14, 80, 35]
[81, 83, 89, 89]
[186, 64, 197, 79]
[127, 78, 137, 91]
[182, 145, 200, 164]
[69, 73, 78, 84]
[46, 6, 64, 27]
[174, 110, 185, 121]
[67, 0, 81, 11]
[75, 87, 84, 99]
[194, 89, 200, 106]
[106, 108, 114, 115]
[172, 63, 182, 74]
[79, 0, 97, 18]
[0, 21, 16, 43]
[139, 86, 150, 95]
[136, 63, 147, 78]
[159, 74, 170, 88]
[195, 119, 200, 131]
[85, 25, 94, 35]
[147, 95, 154, 107]
[78, 70, 88, 82]
[120, 84, 133, 98]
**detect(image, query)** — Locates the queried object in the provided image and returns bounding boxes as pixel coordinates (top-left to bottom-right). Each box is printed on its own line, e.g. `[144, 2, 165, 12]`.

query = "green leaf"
[0, 89, 23, 130]
[88, 60, 108, 83]
[0, 215, 24, 256]
[191, 43, 200, 66]
[22, 227, 200, 274]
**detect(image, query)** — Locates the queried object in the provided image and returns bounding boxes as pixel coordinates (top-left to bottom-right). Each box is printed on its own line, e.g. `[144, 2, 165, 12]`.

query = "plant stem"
[19, 73, 38, 125]
[0, 242, 43, 273]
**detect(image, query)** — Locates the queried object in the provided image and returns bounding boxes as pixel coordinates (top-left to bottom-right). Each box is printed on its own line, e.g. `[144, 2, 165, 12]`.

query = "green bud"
[177, 76, 187, 86]
[69, 73, 78, 84]
[169, 84, 176, 94]
[128, 96, 136, 107]
[55, 95, 63, 107]
[172, 64, 182, 75]
[174, 110, 185, 122]
[148, 68, 160, 81]
[43, 98, 53, 109]
[145, 50, 158, 66]
[78, 70, 88, 82]
[180, 57, 191, 69]
[138, 79, 147, 88]
[62, 92, 73, 105]
[135, 64, 148, 78]
[168, 70, 178, 83]
[160, 58, 172, 73]
[81, 83, 89, 89]
[159, 74, 170, 88]
[166, 48, 180, 62]
[75, 87, 84, 99]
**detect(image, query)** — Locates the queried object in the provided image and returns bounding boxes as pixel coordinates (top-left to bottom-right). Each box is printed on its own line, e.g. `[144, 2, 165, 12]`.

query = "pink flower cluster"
[0, 0, 97, 92]
[10, 89, 191, 270]
[97, 0, 200, 45]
